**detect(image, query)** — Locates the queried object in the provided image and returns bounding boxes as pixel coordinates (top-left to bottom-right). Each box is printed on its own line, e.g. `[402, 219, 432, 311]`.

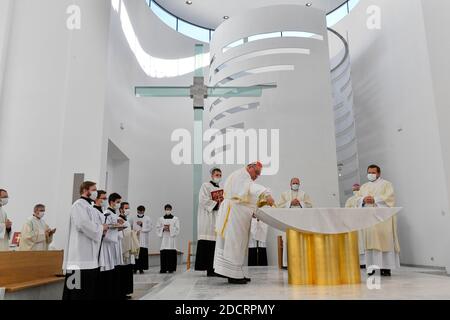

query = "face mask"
[114, 203, 121, 210]
[101, 200, 108, 208]
[89, 191, 98, 201]
[291, 184, 300, 191]
[367, 174, 378, 182]
[212, 177, 221, 184]
[353, 191, 359, 196]
[37, 211, 45, 219]
[124, 209, 131, 216]
[0, 198, 8, 206]
[165, 210, 172, 216]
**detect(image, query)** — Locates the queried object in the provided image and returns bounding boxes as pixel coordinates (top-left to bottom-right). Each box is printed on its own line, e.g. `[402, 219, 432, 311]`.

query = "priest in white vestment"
[357, 165, 399, 277]
[214, 162, 274, 284]
[18, 204, 56, 251]
[277, 177, 313, 267]
[345, 183, 366, 268]
[63, 181, 108, 300]
[131, 205, 153, 274]
[195, 168, 223, 276]
[0, 189, 12, 251]
[156, 204, 180, 273]
[248, 216, 268, 266]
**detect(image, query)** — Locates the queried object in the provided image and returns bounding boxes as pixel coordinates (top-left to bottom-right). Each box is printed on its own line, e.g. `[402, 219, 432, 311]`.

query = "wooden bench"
[0, 250, 64, 293]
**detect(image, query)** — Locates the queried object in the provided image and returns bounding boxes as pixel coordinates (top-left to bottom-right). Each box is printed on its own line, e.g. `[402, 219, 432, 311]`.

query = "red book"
[11, 232, 21, 246]
[211, 189, 224, 202]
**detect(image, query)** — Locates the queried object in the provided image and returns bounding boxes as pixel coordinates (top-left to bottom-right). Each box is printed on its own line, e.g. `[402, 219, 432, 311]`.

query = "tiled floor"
[137, 266, 450, 300]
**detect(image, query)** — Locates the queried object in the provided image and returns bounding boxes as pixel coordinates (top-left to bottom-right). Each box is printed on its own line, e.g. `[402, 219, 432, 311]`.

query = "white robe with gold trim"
[345, 191, 365, 265]
[277, 189, 313, 267]
[357, 178, 400, 270]
[213, 167, 270, 279]
[18, 216, 53, 251]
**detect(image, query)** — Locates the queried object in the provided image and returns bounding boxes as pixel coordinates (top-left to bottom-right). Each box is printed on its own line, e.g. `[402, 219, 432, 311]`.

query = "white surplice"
[97, 208, 121, 271]
[156, 216, 180, 250]
[63, 198, 104, 271]
[214, 167, 270, 279]
[105, 208, 124, 267]
[131, 214, 153, 249]
[0, 206, 11, 251]
[197, 181, 222, 241]
[248, 218, 268, 248]
[356, 178, 400, 270]
[18, 216, 53, 251]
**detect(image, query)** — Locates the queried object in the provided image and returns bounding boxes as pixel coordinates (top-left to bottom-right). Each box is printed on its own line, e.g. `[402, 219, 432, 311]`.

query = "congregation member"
[119, 202, 137, 299]
[248, 216, 268, 266]
[18, 204, 56, 251]
[132, 205, 152, 274]
[345, 183, 366, 268]
[156, 204, 180, 273]
[62, 181, 108, 300]
[277, 177, 313, 268]
[357, 164, 399, 277]
[0, 188, 12, 251]
[195, 168, 223, 277]
[214, 162, 274, 284]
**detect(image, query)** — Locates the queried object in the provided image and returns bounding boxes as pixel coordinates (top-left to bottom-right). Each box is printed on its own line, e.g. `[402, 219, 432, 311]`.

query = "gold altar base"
[287, 229, 361, 285]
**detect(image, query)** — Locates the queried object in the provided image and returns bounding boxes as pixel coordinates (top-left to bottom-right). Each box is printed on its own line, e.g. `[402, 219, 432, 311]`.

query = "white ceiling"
[155, 0, 349, 30]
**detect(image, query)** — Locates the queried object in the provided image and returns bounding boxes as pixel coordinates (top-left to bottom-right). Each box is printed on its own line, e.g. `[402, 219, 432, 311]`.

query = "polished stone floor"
[138, 266, 450, 300]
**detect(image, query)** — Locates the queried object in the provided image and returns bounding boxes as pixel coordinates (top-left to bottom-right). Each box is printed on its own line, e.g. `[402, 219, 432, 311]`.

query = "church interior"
[1, 0, 450, 303]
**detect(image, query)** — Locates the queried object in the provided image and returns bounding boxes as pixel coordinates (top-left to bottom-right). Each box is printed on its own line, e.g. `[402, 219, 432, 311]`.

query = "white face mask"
[36, 211, 45, 219]
[212, 177, 222, 184]
[101, 200, 108, 208]
[291, 184, 300, 191]
[89, 191, 98, 201]
[165, 210, 172, 216]
[124, 209, 131, 216]
[367, 174, 378, 182]
[114, 203, 121, 210]
[0, 198, 8, 206]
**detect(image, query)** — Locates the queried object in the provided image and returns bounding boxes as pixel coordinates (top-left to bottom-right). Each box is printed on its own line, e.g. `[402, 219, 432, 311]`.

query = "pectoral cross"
[135, 44, 276, 241]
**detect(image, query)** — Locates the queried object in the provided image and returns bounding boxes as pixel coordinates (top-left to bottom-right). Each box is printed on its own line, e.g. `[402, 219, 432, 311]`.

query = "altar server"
[132, 205, 152, 274]
[62, 181, 108, 300]
[0, 189, 12, 251]
[345, 184, 366, 268]
[357, 164, 399, 276]
[214, 162, 274, 284]
[156, 204, 180, 273]
[248, 217, 268, 266]
[18, 204, 56, 251]
[195, 168, 223, 276]
[119, 202, 136, 299]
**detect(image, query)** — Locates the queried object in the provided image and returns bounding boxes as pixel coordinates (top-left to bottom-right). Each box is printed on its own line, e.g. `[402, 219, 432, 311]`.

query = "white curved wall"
[209, 5, 341, 265]
[330, 0, 450, 271]
[102, 0, 208, 257]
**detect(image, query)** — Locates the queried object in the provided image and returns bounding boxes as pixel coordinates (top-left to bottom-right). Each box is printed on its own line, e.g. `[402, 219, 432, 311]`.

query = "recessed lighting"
[306, 3, 312, 7]
[186, 1, 193, 5]
[223, 15, 229, 19]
